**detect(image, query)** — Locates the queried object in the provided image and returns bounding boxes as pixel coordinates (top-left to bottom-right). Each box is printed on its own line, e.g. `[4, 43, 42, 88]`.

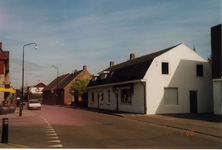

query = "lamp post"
[19, 42, 37, 117]
[51, 65, 59, 105]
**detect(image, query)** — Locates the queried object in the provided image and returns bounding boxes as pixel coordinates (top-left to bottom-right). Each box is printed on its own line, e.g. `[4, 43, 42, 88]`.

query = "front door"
[116, 90, 119, 111]
[190, 91, 197, 113]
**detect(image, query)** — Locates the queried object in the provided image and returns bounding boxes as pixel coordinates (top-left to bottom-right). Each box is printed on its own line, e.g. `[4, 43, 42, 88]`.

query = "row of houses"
[42, 24, 221, 115]
[87, 43, 213, 114]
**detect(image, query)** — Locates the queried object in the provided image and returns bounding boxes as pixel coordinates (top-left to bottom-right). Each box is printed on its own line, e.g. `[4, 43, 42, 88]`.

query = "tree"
[70, 79, 90, 105]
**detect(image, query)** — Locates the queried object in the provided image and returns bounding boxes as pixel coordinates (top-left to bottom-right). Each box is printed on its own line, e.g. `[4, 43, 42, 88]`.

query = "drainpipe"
[140, 81, 147, 114]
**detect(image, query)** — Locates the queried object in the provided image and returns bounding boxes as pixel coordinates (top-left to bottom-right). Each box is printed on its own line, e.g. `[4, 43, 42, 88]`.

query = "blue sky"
[0, 0, 221, 89]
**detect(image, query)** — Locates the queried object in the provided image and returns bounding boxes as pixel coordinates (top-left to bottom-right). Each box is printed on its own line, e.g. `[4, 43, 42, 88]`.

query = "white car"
[27, 99, 41, 110]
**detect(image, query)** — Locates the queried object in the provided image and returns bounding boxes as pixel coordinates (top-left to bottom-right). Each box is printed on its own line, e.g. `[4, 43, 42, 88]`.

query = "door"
[116, 89, 119, 111]
[190, 91, 197, 113]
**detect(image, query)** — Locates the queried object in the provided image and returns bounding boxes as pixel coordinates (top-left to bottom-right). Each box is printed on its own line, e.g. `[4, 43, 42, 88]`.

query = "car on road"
[27, 99, 41, 110]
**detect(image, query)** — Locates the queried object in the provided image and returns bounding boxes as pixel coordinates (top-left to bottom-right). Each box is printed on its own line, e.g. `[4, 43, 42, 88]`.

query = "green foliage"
[70, 79, 90, 97]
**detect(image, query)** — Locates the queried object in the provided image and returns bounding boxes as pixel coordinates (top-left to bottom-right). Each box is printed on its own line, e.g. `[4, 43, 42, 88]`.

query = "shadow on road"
[160, 113, 222, 123]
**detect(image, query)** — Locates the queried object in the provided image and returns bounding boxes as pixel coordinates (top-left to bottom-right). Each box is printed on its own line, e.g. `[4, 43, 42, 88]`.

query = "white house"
[30, 82, 46, 94]
[87, 43, 213, 114]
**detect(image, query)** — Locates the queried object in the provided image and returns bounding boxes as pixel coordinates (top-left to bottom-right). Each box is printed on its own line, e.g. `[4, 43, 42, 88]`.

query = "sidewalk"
[0, 106, 37, 148]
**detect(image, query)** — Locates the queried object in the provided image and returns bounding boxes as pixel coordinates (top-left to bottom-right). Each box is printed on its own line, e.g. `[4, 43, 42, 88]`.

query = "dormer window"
[101, 71, 110, 79]
[91, 74, 99, 81]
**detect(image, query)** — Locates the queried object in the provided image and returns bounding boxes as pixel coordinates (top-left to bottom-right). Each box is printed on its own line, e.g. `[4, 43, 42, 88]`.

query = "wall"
[144, 44, 213, 114]
[64, 68, 91, 105]
[42, 91, 53, 104]
[213, 79, 222, 115]
[88, 82, 145, 113]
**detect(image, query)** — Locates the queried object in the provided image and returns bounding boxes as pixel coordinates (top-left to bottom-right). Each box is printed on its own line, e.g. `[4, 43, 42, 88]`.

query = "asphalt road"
[3, 105, 222, 148]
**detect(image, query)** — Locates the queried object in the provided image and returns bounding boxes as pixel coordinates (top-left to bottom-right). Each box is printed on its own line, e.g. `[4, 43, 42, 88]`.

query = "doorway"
[190, 91, 198, 113]
[116, 89, 119, 111]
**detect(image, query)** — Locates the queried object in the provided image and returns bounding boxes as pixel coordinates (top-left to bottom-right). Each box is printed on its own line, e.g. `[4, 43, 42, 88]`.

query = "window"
[107, 90, 110, 104]
[91, 92, 94, 103]
[100, 91, 104, 102]
[162, 62, 169, 74]
[164, 88, 178, 105]
[121, 89, 132, 103]
[196, 65, 203, 77]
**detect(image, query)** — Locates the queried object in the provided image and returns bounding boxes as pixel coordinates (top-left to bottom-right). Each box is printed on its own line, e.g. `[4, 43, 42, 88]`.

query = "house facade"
[211, 24, 222, 115]
[0, 42, 15, 103]
[87, 43, 213, 114]
[42, 66, 91, 105]
[30, 82, 46, 94]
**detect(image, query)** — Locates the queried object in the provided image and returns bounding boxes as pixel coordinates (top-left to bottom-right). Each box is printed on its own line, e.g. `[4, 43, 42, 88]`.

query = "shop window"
[121, 89, 132, 103]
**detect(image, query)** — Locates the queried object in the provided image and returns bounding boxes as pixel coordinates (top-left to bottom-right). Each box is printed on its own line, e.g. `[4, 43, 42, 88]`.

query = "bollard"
[2, 118, 8, 143]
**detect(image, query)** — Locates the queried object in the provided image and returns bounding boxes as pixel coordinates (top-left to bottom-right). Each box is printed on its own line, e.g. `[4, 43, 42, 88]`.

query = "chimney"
[83, 65, 87, 70]
[0, 42, 2, 49]
[110, 61, 114, 67]
[130, 53, 135, 60]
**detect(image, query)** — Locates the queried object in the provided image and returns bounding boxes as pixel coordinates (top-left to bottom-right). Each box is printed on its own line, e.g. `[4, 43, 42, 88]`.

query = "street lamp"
[19, 42, 37, 117]
[51, 65, 59, 105]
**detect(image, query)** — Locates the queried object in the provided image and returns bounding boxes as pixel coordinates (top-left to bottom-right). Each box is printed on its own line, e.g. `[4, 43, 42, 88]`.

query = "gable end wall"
[144, 44, 213, 114]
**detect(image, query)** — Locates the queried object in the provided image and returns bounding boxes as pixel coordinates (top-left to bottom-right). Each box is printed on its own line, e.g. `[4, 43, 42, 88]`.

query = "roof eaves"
[62, 70, 83, 89]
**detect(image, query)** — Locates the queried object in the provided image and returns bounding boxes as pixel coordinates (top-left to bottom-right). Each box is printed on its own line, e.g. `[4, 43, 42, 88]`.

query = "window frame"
[107, 90, 111, 104]
[91, 92, 94, 103]
[164, 88, 178, 105]
[162, 62, 169, 75]
[196, 64, 203, 77]
[120, 88, 132, 104]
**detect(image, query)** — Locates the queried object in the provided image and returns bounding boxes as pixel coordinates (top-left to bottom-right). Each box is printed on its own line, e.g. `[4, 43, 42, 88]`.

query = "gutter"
[86, 79, 147, 89]
[140, 81, 147, 114]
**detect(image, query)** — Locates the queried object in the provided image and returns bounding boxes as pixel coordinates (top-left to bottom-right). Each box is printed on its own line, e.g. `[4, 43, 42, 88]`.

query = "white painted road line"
[48, 140, 61, 143]
[44, 128, 54, 131]
[41, 116, 63, 148]
[46, 131, 56, 133]
[47, 133, 57, 136]
[47, 136, 59, 139]
[48, 144, 63, 148]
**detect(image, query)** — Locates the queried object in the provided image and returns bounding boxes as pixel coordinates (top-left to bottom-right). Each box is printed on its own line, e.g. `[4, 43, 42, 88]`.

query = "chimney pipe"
[83, 65, 87, 70]
[130, 53, 135, 60]
[110, 61, 114, 67]
[0, 42, 2, 49]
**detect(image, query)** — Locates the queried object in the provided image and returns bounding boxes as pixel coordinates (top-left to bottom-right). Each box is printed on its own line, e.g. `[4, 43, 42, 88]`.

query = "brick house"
[42, 66, 91, 105]
[0, 42, 15, 103]
[87, 43, 213, 114]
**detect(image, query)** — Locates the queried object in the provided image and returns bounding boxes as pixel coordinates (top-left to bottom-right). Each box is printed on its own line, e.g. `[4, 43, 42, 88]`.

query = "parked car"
[27, 99, 41, 110]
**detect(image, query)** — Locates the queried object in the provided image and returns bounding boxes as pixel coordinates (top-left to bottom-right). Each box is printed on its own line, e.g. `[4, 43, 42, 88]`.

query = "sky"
[0, 0, 221, 89]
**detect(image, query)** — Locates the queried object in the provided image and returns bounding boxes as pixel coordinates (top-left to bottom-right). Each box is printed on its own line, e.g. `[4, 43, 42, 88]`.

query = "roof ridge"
[57, 70, 84, 89]
[104, 43, 181, 72]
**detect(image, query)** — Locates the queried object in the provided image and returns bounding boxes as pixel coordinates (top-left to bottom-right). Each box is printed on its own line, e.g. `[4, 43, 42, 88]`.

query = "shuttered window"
[164, 88, 178, 105]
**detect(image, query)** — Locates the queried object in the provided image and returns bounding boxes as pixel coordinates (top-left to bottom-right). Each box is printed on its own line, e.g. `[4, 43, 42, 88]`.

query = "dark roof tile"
[88, 44, 181, 87]
[43, 73, 70, 91]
